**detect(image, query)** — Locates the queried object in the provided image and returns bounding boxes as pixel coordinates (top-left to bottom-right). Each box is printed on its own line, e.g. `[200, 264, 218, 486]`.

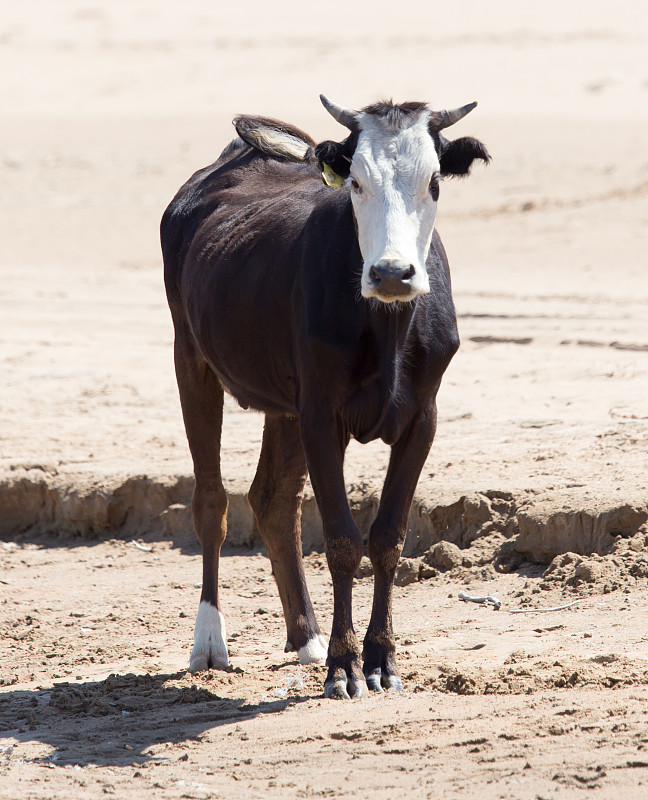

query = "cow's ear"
[234, 115, 315, 163]
[439, 136, 490, 177]
[314, 134, 357, 179]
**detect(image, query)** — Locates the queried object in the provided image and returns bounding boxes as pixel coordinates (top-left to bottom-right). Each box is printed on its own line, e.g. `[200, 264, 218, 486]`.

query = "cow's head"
[233, 96, 489, 305]
[315, 96, 490, 303]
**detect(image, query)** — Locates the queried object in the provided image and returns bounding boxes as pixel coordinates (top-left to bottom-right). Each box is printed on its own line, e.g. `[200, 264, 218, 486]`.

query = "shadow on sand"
[0, 670, 309, 767]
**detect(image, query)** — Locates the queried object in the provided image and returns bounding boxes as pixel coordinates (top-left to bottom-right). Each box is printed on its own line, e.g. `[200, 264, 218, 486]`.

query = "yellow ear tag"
[321, 163, 345, 188]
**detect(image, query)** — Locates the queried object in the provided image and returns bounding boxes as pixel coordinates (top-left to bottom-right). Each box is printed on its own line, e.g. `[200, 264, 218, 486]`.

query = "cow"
[161, 94, 489, 699]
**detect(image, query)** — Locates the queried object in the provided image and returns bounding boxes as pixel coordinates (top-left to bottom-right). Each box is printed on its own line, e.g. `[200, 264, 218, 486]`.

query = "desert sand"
[1, 1, 648, 797]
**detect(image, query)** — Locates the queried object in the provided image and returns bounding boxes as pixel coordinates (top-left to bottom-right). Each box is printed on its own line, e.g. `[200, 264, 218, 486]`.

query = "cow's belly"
[215, 365, 297, 416]
[192, 313, 298, 415]
[191, 323, 298, 415]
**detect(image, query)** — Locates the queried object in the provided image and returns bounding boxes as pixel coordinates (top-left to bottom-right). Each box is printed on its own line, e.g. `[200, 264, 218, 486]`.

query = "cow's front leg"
[363, 406, 437, 692]
[300, 415, 367, 700]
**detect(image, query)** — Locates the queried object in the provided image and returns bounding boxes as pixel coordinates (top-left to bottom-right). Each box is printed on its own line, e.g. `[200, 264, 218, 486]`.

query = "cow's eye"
[350, 178, 361, 193]
[429, 173, 441, 199]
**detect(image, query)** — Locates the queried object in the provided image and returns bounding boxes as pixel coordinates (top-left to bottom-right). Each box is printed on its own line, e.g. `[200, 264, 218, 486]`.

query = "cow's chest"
[339, 363, 420, 445]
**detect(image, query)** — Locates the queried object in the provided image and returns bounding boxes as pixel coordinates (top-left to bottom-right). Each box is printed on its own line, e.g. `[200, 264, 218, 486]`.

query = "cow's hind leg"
[174, 334, 229, 672]
[248, 415, 326, 664]
[363, 406, 437, 691]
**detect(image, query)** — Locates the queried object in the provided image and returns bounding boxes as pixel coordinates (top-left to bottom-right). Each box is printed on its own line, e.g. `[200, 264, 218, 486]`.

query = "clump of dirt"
[2, 615, 41, 642]
[360, 533, 508, 587]
[355, 556, 374, 578]
[425, 657, 648, 696]
[394, 558, 421, 586]
[541, 552, 622, 593]
[47, 673, 226, 717]
[49, 685, 116, 716]
[539, 532, 648, 594]
[425, 541, 464, 571]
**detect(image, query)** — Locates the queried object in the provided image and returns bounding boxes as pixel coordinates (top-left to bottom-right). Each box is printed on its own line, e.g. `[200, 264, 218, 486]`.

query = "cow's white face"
[349, 110, 439, 303]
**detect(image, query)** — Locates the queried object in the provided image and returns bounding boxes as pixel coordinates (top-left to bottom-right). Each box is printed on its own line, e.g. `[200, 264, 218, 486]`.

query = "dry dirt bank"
[2, 469, 647, 569]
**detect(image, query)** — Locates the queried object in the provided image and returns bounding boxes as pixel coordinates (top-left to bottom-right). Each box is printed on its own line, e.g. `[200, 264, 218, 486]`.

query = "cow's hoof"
[189, 601, 229, 672]
[324, 667, 368, 700]
[324, 677, 368, 700]
[363, 641, 402, 692]
[382, 674, 403, 691]
[324, 679, 350, 699]
[365, 668, 403, 692]
[189, 652, 229, 673]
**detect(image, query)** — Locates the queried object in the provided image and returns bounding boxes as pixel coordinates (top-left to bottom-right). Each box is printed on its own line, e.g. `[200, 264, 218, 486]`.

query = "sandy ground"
[4, 538, 648, 799]
[1, 1, 648, 797]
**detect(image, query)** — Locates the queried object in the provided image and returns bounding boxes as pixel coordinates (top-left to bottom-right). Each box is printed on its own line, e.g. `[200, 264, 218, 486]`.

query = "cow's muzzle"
[368, 262, 416, 299]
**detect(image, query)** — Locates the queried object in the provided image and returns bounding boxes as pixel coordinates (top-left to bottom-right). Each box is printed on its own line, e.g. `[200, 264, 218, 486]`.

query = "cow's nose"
[369, 263, 416, 296]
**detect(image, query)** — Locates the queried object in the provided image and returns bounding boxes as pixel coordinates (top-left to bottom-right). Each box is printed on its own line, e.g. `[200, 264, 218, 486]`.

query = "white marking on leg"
[298, 634, 327, 664]
[189, 601, 228, 672]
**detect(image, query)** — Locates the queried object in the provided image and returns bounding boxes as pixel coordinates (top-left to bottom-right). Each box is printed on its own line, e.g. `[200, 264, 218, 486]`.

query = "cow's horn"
[436, 101, 478, 130]
[319, 94, 357, 130]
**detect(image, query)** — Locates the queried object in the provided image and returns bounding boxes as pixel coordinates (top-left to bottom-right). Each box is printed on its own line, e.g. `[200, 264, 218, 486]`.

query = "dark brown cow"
[161, 95, 489, 698]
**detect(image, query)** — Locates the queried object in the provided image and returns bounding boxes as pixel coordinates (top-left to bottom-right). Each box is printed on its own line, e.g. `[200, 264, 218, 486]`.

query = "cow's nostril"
[403, 265, 415, 280]
[369, 266, 381, 284]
